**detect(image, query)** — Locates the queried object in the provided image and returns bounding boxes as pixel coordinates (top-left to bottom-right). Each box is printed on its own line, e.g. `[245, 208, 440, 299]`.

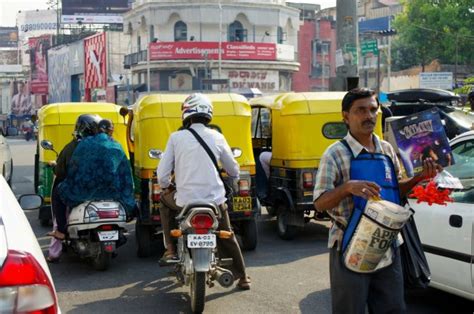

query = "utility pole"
[218, 2, 222, 80]
[333, 0, 358, 91]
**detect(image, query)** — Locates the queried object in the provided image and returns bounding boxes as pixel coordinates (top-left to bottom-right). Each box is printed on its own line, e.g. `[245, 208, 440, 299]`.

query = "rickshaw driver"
[313, 88, 440, 314]
[157, 93, 251, 290]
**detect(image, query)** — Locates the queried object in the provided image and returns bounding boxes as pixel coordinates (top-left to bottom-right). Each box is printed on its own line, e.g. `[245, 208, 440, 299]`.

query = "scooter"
[169, 201, 235, 313]
[41, 140, 128, 270]
[66, 200, 128, 270]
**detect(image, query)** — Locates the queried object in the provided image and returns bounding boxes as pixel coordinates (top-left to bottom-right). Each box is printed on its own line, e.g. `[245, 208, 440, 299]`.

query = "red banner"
[29, 35, 51, 94]
[149, 42, 276, 61]
[84, 32, 107, 89]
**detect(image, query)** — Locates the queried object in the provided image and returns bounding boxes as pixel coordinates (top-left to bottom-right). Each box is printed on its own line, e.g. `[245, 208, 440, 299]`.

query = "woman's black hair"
[341, 88, 380, 112]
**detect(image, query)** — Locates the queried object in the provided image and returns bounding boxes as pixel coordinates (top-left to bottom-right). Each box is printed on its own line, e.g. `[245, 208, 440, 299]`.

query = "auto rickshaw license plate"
[232, 197, 252, 211]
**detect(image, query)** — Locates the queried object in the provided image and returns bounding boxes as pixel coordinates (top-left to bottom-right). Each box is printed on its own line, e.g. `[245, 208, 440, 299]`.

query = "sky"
[0, 0, 337, 27]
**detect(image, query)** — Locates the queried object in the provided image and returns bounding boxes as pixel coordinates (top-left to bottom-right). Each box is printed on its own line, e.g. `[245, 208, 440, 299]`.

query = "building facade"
[123, 0, 300, 93]
[292, 6, 337, 92]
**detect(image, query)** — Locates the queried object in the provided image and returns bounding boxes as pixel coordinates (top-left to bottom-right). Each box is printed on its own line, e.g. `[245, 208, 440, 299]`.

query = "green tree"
[392, 0, 474, 70]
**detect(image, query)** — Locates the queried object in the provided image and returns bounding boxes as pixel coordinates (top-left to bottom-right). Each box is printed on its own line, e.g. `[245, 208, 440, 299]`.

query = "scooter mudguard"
[191, 248, 212, 272]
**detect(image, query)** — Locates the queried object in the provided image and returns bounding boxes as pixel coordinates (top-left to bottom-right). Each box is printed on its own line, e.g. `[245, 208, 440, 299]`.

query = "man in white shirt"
[157, 93, 251, 290]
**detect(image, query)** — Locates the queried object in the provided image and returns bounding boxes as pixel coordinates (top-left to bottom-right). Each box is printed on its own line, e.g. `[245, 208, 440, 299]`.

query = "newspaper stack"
[344, 200, 412, 273]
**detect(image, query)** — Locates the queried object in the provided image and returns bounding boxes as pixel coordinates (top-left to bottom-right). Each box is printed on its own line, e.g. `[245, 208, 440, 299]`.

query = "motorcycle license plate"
[232, 196, 252, 211]
[98, 230, 119, 241]
[187, 234, 216, 248]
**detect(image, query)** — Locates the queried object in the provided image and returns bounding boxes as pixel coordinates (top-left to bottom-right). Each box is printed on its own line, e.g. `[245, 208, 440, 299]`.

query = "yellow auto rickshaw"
[121, 93, 259, 257]
[35, 102, 129, 226]
[251, 92, 384, 239]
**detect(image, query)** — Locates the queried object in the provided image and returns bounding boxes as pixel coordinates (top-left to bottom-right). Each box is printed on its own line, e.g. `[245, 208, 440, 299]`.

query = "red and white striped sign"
[84, 33, 107, 89]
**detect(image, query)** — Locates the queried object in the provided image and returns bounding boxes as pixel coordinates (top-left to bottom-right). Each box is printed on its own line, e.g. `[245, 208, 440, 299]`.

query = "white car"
[0, 174, 60, 313]
[0, 130, 13, 185]
[408, 130, 474, 300]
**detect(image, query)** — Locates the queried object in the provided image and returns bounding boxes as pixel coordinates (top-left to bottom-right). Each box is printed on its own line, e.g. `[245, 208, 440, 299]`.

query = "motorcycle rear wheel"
[190, 271, 206, 314]
[92, 249, 111, 271]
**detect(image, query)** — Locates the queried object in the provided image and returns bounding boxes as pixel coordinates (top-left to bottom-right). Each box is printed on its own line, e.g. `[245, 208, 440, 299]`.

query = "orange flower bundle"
[409, 180, 454, 206]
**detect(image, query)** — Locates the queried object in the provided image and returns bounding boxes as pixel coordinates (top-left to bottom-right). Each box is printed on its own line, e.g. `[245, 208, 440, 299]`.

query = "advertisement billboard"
[61, 0, 130, 24]
[419, 72, 453, 90]
[0, 27, 18, 48]
[48, 45, 71, 103]
[84, 33, 107, 90]
[149, 42, 277, 61]
[10, 80, 32, 115]
[29, 35, 52, 95]
[17, 10, 57, 38]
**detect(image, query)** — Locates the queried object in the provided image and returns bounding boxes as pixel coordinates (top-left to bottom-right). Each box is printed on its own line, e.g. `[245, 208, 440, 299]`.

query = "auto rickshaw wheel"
[241, 218, 258, 251]
[136, 221, 153, 258]
[276, 204, 297, 240]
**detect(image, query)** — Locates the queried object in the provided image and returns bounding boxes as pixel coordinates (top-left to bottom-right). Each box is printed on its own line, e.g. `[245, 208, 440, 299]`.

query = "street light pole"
[218, 2, 222, 80]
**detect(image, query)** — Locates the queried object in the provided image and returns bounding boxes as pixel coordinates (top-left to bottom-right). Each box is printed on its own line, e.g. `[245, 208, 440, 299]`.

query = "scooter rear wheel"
[92, 249, 111, 271]
[190, 271, 206, 313]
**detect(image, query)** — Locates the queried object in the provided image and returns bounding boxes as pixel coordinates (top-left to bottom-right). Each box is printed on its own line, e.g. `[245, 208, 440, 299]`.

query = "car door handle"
[449, 215, 463, 228]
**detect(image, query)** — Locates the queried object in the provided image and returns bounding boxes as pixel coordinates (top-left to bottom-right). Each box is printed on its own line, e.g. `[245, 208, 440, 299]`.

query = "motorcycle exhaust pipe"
[214, 267, 234, 288]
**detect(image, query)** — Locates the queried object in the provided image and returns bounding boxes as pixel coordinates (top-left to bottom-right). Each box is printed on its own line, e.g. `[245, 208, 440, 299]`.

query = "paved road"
[8, 138, 473, 313]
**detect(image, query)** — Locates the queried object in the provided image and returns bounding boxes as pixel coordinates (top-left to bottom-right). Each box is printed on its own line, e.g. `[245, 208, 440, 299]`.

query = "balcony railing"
[124, 50, 147, 69]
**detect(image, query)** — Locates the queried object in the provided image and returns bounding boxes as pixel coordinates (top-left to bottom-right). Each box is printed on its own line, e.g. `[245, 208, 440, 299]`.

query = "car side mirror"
[19, 194, 43, 210]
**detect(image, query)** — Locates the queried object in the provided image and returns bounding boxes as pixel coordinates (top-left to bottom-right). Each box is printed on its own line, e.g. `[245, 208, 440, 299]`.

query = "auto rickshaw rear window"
[322, 122, 348, 139]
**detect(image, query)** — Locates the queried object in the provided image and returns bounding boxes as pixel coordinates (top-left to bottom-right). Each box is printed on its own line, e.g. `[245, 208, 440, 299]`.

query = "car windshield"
[444, 157, 474, 190]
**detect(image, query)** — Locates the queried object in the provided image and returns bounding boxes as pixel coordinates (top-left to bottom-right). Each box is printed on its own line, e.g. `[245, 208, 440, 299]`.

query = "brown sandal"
[237, 276, 251, 290]
[46, 256, 60, 263]
[46, 230, 65, 241]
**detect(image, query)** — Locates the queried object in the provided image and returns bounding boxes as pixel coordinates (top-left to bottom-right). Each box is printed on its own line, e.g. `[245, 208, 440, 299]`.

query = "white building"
[123, 0, 300, 93]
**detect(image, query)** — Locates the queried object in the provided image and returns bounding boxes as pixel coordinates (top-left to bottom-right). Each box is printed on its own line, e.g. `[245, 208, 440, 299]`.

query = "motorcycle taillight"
[96, 210, 119, 219]
[191, 214, 214, 234]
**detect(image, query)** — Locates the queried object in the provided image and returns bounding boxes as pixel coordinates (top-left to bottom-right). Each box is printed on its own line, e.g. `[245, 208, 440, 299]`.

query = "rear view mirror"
[149, 149, 163, 159]
[41, 140, 54, 151]
[231, 147, 242, 158]
[19, 195, 43, 210]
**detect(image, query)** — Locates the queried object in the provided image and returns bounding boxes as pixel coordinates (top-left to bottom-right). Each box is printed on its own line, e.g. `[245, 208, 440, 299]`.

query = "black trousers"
[51, 181, 68, 234]
[329, 246, 406, 314]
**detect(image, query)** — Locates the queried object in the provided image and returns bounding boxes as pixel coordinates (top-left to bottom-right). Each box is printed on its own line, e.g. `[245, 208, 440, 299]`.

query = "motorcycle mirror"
[231, 147, 242, 158]
[119, 106, 129, 117]
[41, 140, 59, 157]
[149, 149, 163, 159]
[41, 140, 54, 151]
[18, 194, 43, 210]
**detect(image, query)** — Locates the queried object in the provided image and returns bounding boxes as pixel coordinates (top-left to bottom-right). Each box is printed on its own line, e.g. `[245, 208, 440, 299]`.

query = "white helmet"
[181, 93, 213, 125]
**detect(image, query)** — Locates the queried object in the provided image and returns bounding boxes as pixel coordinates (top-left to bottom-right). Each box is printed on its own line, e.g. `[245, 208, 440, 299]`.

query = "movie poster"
[29, 35, 52, 94]
[388, 108, 454, 177]
[10, 80, 32, 115]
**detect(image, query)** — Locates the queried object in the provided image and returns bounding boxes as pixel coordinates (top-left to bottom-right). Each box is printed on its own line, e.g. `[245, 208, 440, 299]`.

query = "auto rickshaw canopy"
[131, 93, 255, 176]
[38, 102, 129, 162]
[265, 92, 384, 168]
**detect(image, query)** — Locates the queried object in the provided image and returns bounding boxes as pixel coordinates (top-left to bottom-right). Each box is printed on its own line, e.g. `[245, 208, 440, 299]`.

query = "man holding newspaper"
[313, 88, 441, 314]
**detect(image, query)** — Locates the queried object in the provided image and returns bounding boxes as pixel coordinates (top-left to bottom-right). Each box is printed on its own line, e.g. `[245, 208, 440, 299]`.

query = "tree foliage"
[392, 0, 474, 71]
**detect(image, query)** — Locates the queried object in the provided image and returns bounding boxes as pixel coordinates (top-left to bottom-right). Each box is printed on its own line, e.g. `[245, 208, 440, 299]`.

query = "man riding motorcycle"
[157, 93, 251, 290]
[49, 114, 135, 241]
